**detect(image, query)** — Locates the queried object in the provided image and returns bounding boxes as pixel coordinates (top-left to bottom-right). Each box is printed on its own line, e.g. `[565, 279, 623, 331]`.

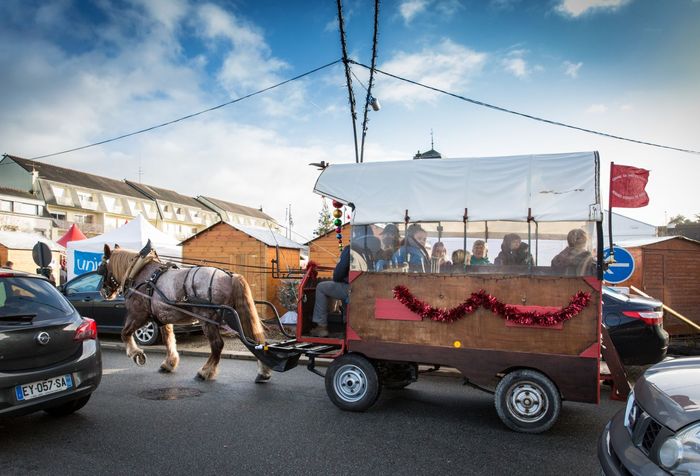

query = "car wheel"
[134, 320, 160, 346]
[494, 369, 561, 434]
[44, 395, 91, 417]
[325, 353, 381, 412]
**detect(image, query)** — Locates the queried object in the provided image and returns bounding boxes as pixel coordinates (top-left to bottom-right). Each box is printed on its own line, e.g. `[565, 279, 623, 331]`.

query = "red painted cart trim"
[375, 298, 422, 321]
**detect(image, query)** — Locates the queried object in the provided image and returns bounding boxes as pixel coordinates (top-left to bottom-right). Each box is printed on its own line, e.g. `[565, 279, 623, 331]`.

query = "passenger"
[470, 240, 490, 265]
[311, 245, 350, 337]
[430, 241, 451, 273]
[551, 229, 595, 275]
[392, 224, 430, 272]
[375, 224, 400, 271]
[494, 233, 533, 266]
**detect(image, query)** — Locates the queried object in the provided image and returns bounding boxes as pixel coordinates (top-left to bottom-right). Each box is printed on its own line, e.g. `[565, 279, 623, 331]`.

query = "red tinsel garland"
[393, 285, 591, 326]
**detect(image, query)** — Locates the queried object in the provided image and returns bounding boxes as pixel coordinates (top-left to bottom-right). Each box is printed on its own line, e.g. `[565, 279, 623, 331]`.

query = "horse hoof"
[133, 353, 147, 366]
[195, 373, 206, 381]
[159, 366, 172, 373]
[255, 374, 271, 384]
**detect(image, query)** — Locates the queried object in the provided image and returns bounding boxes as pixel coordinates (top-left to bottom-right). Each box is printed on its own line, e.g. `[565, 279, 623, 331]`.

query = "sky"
[1, 0, 699, 242]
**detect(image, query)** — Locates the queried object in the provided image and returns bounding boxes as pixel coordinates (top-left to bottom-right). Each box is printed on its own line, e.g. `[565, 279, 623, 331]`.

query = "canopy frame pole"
[463, 208, 468, 270]
[527, 208, 535, 272]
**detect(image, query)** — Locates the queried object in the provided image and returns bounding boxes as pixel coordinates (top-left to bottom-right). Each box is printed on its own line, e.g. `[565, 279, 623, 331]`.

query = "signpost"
[603, 246, 635, 284]
[32, 242, 54, 283]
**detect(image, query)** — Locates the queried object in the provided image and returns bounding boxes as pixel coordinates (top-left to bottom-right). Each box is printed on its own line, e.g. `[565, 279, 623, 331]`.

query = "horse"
[97, 243, 272, 383]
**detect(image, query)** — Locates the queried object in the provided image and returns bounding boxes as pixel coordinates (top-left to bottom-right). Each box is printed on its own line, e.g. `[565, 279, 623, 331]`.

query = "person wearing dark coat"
[494, 233, 533, 266]
[311, 246, 350, 337]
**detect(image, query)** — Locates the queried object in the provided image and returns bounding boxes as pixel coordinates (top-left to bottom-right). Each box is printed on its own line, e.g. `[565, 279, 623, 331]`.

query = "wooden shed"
[0, 231, 64, 275]
[307, 223, 352, 276]
[180, 222, 303, 317]
[616, 236, 700, 336]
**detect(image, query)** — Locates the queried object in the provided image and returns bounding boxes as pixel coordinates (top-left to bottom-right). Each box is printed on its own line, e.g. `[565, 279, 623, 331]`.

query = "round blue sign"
[603, 246, 635, 284]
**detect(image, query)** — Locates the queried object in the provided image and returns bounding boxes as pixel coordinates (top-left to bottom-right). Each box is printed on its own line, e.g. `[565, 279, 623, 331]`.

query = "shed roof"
[6, 155, 149, 199]
[617, 236, 700, 248]
[0, 231, 64, 251]
[181, 221, 303, 249]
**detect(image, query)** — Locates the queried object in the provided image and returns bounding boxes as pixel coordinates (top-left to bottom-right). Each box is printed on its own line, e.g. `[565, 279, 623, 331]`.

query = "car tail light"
[74, 318, 98, 341]
[623, 310, 663, 325]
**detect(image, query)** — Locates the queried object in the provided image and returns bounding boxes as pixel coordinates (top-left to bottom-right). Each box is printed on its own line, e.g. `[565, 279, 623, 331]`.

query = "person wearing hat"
[551, 228, 595, 275]
[375, 223, 400, 271]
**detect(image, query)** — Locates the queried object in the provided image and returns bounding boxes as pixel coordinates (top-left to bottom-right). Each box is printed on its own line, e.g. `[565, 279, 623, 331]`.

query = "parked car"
[60, 271, 201, 346]
[599, 357, 700, 475]
[0, 268, 102, 417]
[603, 286, 669, 365]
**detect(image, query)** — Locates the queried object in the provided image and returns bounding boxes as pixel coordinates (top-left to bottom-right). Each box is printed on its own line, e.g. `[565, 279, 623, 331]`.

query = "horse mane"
[109, 248, 139, 283]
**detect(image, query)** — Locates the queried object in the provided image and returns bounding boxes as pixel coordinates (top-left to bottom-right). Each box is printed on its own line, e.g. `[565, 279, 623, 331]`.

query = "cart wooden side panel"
[346, 272, 601, 403]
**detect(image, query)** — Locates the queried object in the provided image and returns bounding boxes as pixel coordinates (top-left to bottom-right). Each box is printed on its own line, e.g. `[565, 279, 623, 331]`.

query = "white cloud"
[399, 0, 430, 24]
[555, 0, 632, 18]
[563, 61, 583, 78]
[586, 103, 608, 113]
[375, 39, 487, 106]
[501, 50, 537, 79]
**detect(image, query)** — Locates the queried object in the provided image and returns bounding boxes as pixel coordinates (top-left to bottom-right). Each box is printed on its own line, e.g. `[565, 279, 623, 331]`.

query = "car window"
[66, 273, 102, 295]
[0, 277, 74, 320]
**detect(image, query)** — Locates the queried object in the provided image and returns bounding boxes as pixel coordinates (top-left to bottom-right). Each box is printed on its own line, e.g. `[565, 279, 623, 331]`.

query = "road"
[1, 349, 623, 475]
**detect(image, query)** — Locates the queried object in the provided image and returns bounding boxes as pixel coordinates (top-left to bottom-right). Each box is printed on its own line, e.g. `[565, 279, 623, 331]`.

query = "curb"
[99, 341, 463, 377]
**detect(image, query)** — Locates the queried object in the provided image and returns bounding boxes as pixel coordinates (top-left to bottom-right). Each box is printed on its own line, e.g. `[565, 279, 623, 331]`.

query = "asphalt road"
[1, 349, 624, 476]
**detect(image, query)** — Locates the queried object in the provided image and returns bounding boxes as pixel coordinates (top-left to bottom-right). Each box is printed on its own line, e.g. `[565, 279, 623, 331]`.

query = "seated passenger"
[551, 229, 595, 275]
[470, 240, 490, 265]
[494, 233, 533, 266]
[351, 234, 381, 271]
[430, 241, 451, 273]
[449, 249, 470, 273]
[375, 224, 400, 271]
[392, 224, 430, 272]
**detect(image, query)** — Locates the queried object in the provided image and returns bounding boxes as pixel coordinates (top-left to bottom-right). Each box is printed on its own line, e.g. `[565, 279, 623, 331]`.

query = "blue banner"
[74, 250, 103, 276]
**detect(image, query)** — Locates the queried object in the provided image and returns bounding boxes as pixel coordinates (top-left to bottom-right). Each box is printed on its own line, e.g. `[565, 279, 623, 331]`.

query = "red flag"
[610, 164, 649, 208]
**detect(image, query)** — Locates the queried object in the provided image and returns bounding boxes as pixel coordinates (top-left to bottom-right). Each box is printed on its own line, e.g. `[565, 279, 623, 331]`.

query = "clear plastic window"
[350, 221, 597, 276]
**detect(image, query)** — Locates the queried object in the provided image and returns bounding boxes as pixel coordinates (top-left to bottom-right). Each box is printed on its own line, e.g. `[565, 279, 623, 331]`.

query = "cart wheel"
[494, 369, 561, 434]
[325, 354, 381, 412]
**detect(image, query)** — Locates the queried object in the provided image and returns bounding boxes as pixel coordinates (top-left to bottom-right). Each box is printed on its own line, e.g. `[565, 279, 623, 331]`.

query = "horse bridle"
[97, 258, 120, 298]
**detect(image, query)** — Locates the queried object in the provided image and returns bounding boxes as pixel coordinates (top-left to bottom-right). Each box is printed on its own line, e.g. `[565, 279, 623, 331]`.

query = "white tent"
[314, 152, 602, 224]
[66, 215, 182, 280]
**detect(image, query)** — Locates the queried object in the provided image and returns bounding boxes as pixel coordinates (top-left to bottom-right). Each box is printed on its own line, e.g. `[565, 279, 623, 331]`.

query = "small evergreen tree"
[314, 198, 334, 237]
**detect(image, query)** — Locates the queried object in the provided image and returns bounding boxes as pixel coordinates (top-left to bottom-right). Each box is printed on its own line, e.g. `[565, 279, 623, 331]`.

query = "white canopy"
[314, 152, 602, 224]
[66, 215, 182, 280]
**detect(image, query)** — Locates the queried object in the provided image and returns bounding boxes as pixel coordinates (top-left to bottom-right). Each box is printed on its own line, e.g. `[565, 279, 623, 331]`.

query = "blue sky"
[1, 0, 698, 239]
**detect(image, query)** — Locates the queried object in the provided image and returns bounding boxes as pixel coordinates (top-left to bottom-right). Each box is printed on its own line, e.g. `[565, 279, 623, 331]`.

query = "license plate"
[15, 374, 73, 401]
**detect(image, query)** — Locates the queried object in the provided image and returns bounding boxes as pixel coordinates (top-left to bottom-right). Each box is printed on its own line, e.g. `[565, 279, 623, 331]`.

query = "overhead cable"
[349, 60, 700, 155]
[359, 0, 381, 164]
[336, 0, 360, 163]
[29, 59, 342, 161]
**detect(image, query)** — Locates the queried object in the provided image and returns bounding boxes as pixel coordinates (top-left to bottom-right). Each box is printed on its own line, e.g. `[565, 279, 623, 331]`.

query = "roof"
[181, 221, 303, 249]
[0, 186, 39, 201]
[413, 149, 443, 160]
[198, 196, 274, 221]
[0, 230, 64, 251]
[125, 181, 203, 209]
[617, 236, 700, 248]
[5, 155, 149, 199]
[314, 152, 601, 224]
[306, 222, 351, 244]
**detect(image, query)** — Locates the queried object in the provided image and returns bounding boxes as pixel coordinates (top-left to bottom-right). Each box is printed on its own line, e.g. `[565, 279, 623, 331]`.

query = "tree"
[314, 198, 335, 237]
[668, 214, 700, 225]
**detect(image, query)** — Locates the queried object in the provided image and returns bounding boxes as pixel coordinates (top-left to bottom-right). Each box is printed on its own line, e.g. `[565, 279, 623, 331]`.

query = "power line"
[336, 0, 360, 164]
[349, 60, 700, 156]
[29, 59, 342, 161]
[359, 0, 380, 164]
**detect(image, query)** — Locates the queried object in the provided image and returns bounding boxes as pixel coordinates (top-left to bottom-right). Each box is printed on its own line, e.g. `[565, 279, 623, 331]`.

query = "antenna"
[431, 129, 434, 149]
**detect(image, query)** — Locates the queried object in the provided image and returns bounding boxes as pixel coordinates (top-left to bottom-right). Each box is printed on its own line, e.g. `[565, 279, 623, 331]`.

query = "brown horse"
[98, 244, 272, 382]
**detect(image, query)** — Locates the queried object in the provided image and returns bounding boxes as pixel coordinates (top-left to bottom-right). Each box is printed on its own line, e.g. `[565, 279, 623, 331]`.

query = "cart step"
[266, 340, 339, 355]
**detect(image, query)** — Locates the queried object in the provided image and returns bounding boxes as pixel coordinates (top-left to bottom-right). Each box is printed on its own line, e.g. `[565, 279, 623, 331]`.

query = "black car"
[0, 268, 102, 417]
[61, 271, 200, 346]
[603, 286, 669, 366]
[599, 357, 700, 475]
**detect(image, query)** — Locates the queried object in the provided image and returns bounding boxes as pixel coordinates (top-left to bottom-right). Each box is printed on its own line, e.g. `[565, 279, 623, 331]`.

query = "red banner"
[610, 164, 649, 208]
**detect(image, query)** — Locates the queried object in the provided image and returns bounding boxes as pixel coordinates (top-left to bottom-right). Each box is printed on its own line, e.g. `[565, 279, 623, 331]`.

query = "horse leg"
[121, 314, 148, 367]
[196, 323, 223, 381]
[158, 324, 180, 373]
[255, 360, 272, 383]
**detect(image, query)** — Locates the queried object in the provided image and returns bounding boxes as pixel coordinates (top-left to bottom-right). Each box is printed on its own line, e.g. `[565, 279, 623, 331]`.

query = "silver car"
[599, 357, 700, 475]
[0, 268, 102, 417]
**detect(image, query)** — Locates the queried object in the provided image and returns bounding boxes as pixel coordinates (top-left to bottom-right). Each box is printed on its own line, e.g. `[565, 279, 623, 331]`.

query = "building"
[197, 196, 279, 231]
[604, 211, 657, 243]
[306, 223, 352, 275]
[616, 236, 700, 337]
[0, 155, 155, 238]
[180, 222, 303, 316]
[125, 181, 219, 241]
[0, 186, 53, 236]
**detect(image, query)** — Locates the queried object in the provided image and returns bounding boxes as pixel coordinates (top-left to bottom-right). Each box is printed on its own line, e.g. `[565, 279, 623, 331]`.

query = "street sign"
[603, 246, 635, 284]
[32, 242, 52, 267]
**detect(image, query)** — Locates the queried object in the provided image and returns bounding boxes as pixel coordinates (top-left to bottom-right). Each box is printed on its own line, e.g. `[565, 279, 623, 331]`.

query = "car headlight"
[623, 391, 637, 434]
[658, 421, 700, 474]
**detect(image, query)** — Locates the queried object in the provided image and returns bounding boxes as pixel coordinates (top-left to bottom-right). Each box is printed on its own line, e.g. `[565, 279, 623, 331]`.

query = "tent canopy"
[313, 152, 602, 224]
[56, 223, 87, 247]
[66, 215, 182, 280]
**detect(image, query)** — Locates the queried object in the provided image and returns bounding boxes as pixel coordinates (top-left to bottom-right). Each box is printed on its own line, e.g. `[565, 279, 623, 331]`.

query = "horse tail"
[229, 273, 266, 344]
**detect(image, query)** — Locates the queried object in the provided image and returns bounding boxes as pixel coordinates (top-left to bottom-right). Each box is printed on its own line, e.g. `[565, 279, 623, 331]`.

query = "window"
[0, 200, 11, 212]
[74, 214, 94, 224]
[13, 202, 38, 215]
[163, 205, 170, 212]
[51, 186, 65, 198]
[0, 277, 73, 320]
[350, 221, 597, 277]
[65, 273, 103, 295]
[77, 192, 93, 203]
[50, 212, 66, 221]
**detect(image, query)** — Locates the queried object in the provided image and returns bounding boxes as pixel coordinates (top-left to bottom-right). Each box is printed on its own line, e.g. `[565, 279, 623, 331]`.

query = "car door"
[63, 273, 101, 320]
